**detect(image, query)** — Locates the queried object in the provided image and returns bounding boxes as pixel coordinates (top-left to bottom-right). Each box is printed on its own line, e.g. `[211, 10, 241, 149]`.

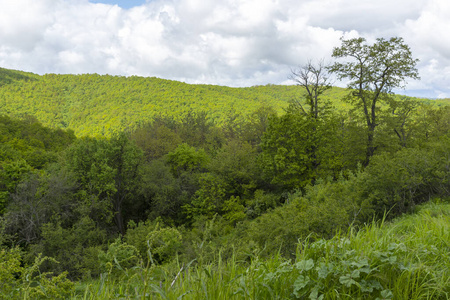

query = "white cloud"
[398, 0, 450, 97]
[0, 0, 54, 50]
[0, 0, 449, 97]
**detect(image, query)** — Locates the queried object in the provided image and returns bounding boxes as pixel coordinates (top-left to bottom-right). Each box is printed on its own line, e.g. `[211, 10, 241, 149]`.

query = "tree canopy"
[329, 37, 420, 165]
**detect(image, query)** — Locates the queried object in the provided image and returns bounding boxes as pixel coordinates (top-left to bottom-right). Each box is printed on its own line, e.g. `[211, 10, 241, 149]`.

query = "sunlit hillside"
[1, 68, 447, 137]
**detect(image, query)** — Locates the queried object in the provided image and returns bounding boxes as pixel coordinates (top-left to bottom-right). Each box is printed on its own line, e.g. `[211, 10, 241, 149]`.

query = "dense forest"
[0, 37, 449, 299]
[0, 67, 448, 138]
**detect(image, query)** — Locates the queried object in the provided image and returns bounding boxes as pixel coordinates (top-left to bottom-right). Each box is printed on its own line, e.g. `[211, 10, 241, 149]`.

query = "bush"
[28, 217, 108, 279]
[0, 246, 23, 298]
[245, 189, 280, 219]
[125, 220, 183, 265]
[125, 219, 159, 262]
[147, 226, 182, 264]
[98, 238, 141, 276]
[247, 179, 353, 258]
[0, 247, 74, 299]
[360, 139, 450, 218]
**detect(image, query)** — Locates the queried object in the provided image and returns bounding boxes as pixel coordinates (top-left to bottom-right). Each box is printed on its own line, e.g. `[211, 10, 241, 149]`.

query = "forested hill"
[1, 67, 447, 137]
[0, 68, 298, 136]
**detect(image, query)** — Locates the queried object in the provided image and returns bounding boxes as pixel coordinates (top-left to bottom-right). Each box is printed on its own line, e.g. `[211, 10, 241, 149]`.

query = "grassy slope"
[72, 201, 449, 299]
[1, 68, 448, 137]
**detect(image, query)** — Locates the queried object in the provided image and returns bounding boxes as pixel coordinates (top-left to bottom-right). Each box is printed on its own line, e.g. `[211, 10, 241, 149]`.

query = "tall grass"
[73, 202, 450, 299]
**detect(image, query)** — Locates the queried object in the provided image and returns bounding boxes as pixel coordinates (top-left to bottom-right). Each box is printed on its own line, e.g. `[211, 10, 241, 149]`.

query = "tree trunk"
[114, 197, 125, 236]
[364, 125, 376, 167]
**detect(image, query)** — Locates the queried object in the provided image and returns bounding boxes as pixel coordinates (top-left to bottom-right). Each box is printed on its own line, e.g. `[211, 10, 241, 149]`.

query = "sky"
[0, 0, 449, 98]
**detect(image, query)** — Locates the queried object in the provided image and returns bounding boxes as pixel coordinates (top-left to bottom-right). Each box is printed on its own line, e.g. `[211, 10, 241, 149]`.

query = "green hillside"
[0, 68, 39, 86]
[1, 68, 447, 137]
[0, 69, 297, 136]
[0, 65, 449, 299]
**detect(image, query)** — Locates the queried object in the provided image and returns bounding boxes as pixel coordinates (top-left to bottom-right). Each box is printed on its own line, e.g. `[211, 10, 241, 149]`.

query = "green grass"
[69, 201, 450, 299]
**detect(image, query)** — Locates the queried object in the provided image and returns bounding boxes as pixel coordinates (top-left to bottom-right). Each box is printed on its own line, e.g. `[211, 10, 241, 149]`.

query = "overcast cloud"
[0, 0, 449, 98]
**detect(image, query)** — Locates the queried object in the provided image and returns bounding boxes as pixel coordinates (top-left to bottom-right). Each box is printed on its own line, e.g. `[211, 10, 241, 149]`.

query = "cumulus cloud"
[398, 0, 450, 98]
[0, 0, 449, 97]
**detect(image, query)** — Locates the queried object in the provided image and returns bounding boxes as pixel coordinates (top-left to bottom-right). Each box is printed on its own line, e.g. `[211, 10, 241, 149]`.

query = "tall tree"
[66, 133, 143, 235]
[329, 37, 419, 166]
[260, 103, 342, 190]
[289, 60, 332, 119]
[288, 60, 333, 175]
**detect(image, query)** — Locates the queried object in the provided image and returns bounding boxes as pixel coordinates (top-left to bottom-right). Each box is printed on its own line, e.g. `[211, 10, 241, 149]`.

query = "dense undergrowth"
[3, 200, 445, 299]
[79, 202, 448, 300]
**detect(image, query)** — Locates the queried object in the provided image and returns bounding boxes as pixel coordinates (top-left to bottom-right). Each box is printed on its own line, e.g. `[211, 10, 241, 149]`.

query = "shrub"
[360, 139, 450, 218]
[0, 246, 23, 298]
[98, 238, 141, 276]
[125, 219, 159, 262]
[27, 217, 108, 279]
[0, 247, 74, 299]
[147, 226, 183, 264]
[245, 189, 280, 219]
[125, 220, 183, 265]
[247, 179, 352, 258]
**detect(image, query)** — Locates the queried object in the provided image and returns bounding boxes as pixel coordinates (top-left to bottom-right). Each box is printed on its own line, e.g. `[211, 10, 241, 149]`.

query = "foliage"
[4, 169, 77, 246]
[73, 201, 450, 299]
[179, 214, 243, 265]
[28, 216, 108, 279]
[1, 67, 443, 138]
[0, 51, 449, 298]
[0, 160, 33, 215]
[124, 219, 182, 265]
[260, 102, 344, 190]
[358, 137, 450, 218]
[260, 109, 317, 189]
[291, 202, 450, 299]
[245, 189, 280, 219]
[0, 72, 297, 137]
[147, 225, 183, 264]
[330, 37, 420, 165]
[166, 143, 209, 176]
[183, 172, 227, 220]
[0, 114, 75, 214]
[0, 246, 74, 299]
[246, 180, 353, 258]
[0, 246, 24, 298]
[138, 159, 189, 223]
[125, 219, 160, 260]
[208, 140, 259, 197]
[0, 67, 38, 86]
[64, 133, 143, 234]
[22, 257, 74, 300]
[130, 119, 182, 161]
[222, 196, 247, 224]
[98, 238, 141, 276]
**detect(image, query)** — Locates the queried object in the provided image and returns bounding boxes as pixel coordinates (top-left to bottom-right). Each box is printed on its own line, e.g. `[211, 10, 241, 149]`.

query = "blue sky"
[1, 0, 450, 98]
[89, 0, 147, 9]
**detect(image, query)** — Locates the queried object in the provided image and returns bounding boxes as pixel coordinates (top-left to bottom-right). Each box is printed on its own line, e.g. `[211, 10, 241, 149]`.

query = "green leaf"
[293, 275, 310, 297]
[339, 275, 358, 288]
[317, 264, 331, 279]
[295, 259, 314, 271]
[350, 269, 360, 279]
[377, 289, 394, 300]
[309, 286, 324, 300]
[360, 280, 383, 293]
[351, 258, 369, 268]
